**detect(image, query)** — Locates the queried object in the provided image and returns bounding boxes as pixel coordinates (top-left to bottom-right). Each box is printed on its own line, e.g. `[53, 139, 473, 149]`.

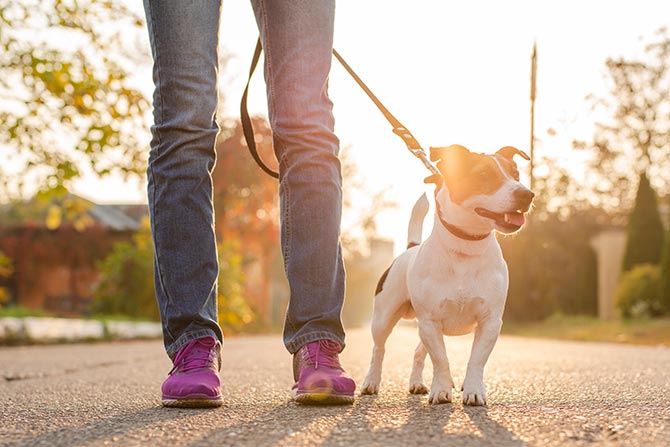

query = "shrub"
[659, 229, 670, 314]
[615, 264, 662, 318]
[216, 240, 255, 333]
[0, 251, 13, 309]
[92, 219, 254, 332]
[91, 218, 158, 320]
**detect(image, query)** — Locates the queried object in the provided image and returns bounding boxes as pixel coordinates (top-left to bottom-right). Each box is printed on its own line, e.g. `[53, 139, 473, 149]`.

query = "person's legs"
[143, 0, 224, 359]
[250, 0, 354, 404]
[250, 0, 346, 355]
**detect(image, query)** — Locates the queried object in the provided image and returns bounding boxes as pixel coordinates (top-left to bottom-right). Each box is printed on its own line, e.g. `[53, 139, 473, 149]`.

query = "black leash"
[241, 39, 278, 178]
[241, 38, 440, 179]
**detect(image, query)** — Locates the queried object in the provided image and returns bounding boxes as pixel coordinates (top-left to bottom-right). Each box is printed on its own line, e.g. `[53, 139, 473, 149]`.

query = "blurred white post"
[590, 230, 627, 319]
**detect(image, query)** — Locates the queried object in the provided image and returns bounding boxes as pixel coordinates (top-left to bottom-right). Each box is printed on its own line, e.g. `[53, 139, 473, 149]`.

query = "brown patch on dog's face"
[430, 145, 517, 204]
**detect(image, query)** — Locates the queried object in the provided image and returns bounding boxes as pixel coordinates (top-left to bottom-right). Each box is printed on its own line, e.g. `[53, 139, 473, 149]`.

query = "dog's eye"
[512, 170, 520, 181]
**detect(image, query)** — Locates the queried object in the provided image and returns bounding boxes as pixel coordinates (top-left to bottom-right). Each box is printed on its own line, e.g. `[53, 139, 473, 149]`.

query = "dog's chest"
[410, 250, 506, 335]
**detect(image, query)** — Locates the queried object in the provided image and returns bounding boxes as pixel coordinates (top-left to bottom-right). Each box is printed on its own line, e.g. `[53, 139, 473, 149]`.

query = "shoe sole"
[293, 391, 355, 405]
[162, 395, 223, 408]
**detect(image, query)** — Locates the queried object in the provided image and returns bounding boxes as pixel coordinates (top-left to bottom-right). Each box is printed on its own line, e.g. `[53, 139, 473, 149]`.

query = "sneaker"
[291, 339, 356, 405]
[161, 336, 223, 408]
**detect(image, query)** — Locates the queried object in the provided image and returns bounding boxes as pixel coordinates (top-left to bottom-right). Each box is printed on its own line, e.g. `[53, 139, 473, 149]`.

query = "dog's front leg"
[418, 320, 454, 404]
[462, 319, 502, 406]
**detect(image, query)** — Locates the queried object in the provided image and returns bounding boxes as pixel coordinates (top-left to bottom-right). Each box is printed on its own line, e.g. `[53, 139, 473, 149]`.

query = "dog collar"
[434, 189, 491, 242]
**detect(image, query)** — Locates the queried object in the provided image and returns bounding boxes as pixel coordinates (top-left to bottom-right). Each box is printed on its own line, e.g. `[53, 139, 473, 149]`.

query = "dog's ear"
[430, 145, 472, 181]
[423, 173, 442, 184]
[496, 146, 530, 161]
[429, 144, 470, 162]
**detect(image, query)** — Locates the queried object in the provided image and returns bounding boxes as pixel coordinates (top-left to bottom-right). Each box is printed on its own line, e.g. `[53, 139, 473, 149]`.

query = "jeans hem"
[166, 328, 222, 361]
[285, 331, 345, 355]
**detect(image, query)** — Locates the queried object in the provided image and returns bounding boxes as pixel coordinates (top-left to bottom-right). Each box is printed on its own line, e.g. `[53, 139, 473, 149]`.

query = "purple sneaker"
[161, 336, 223, 408]
[291, 340, 356, 405]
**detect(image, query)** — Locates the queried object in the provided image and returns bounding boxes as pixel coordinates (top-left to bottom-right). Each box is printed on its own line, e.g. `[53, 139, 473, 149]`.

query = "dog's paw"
[428, 387, 453, 404]
[360, 377, 380, 395]
[428, 378, 454, 404]
[409, 382, 429, 395]
[462, 378, 487, 406]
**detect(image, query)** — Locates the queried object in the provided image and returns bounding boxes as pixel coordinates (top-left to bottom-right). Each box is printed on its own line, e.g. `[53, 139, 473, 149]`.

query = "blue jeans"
[143, 0, 346, 359]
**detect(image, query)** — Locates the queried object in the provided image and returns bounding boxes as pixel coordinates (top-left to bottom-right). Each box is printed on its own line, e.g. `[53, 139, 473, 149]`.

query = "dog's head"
[427, 144, 534, 235]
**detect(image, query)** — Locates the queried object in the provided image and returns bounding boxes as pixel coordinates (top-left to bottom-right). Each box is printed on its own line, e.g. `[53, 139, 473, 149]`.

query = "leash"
[241, 38, 441, 179]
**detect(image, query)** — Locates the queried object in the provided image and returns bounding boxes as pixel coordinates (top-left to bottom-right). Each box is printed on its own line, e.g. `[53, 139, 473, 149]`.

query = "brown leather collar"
[434, 187, 491, 241]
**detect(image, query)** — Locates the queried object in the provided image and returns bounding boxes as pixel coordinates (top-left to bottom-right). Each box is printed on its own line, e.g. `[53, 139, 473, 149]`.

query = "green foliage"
[574, 27, 670, 208]
[91, 219, 254, 332]
[0, 0, 150, 199]
[91, 218, 158, 320]
[502, 313, 670, 346]
[217, 241, 255, 334]
[622, 173, 664, 272]
[0, 251, 13, 308]
[616, 264, 662, 318]
[659, 228, 670, 313]
[0, 305, 49, 318]
[500, 208, 600, 322]
[1, 189, 94, 231]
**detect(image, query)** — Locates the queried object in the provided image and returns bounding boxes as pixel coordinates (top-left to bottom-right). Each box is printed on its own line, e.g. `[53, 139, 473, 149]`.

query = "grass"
[502, 314, 670, 347]
[0, 306, 51, 318]
[0, 306, 156, 323]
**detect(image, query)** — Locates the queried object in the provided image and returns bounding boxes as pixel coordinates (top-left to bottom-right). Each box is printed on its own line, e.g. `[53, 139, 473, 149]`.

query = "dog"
[360, 144, 534, 405]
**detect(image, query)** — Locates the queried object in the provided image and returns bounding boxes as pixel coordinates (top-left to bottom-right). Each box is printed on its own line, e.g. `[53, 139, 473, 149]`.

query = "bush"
[659, 230, 670, 313]
[615, 264, 662, 318]
[92, 219, 254, 332]
[216, 240, 255, 333]
[0, 251, 12, 309]
[91, 218, 158, 320]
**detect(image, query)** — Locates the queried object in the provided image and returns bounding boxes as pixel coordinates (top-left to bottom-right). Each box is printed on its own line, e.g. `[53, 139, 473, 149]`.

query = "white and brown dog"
[360, 144, 534, 405]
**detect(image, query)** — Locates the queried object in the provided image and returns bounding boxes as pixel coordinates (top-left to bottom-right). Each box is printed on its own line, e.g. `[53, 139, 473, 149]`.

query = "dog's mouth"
[475, 208, 527, 233]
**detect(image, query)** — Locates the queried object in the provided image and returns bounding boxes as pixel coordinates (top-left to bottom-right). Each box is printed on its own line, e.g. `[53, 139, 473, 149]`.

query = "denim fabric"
[143, 0, 346, 358]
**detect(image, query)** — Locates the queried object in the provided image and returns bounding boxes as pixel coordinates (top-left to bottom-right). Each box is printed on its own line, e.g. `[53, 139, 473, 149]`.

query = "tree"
[212, 117, 397, 326]
[213, 117, 280, 251]
[574, 27, 670, 209]
[657, 229, 670, 314]
[0, 0, 150, 199]
[495, 153, 603, 321]
[621, 172, 664, 272]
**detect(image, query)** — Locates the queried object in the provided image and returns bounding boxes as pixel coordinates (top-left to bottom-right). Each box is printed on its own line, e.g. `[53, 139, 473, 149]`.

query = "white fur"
[360, 175, 524, 406]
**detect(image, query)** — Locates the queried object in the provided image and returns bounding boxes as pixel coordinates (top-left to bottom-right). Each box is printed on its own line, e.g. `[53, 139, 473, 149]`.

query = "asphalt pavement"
[1, 326, 669, 447]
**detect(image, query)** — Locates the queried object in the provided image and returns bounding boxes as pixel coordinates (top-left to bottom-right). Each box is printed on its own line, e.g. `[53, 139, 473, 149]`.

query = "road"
[1, 327, 669, 447]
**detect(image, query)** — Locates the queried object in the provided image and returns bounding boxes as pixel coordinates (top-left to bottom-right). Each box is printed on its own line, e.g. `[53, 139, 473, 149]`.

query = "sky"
[72, 0, 670, 255]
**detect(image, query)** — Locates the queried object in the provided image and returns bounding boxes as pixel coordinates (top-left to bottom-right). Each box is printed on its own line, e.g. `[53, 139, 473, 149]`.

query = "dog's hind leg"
[408, 341, 429, 394]
[360, 290, 409, 395]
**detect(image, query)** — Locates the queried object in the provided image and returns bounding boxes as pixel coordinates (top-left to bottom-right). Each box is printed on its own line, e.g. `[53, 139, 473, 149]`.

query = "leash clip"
[391, 127, 441, 177]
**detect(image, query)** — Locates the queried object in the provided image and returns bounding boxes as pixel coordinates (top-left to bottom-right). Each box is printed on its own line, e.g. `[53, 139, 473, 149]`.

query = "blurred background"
[0, 0, 668, 345]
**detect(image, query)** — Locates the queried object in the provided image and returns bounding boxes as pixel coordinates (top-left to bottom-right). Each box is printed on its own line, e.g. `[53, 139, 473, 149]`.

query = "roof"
[88, 204, 145, 231]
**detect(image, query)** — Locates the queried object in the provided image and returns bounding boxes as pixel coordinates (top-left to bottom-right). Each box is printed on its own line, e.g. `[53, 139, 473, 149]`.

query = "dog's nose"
[514, 188, 535, 204]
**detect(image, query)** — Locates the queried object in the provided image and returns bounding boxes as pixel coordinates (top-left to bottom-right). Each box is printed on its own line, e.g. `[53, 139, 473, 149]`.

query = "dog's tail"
[407, 193, 429, 249]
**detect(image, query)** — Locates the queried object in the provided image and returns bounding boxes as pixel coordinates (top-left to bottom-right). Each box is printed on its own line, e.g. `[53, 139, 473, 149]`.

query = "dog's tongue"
[505, 212, 525, 227]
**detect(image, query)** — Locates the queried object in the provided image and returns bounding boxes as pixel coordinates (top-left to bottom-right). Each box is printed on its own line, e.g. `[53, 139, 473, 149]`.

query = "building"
[0, 197, 146, 316]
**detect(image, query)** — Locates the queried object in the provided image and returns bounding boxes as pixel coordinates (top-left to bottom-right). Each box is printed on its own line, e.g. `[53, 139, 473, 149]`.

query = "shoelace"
[170, 339, 218, 375]
[302, 340, 342, 370]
